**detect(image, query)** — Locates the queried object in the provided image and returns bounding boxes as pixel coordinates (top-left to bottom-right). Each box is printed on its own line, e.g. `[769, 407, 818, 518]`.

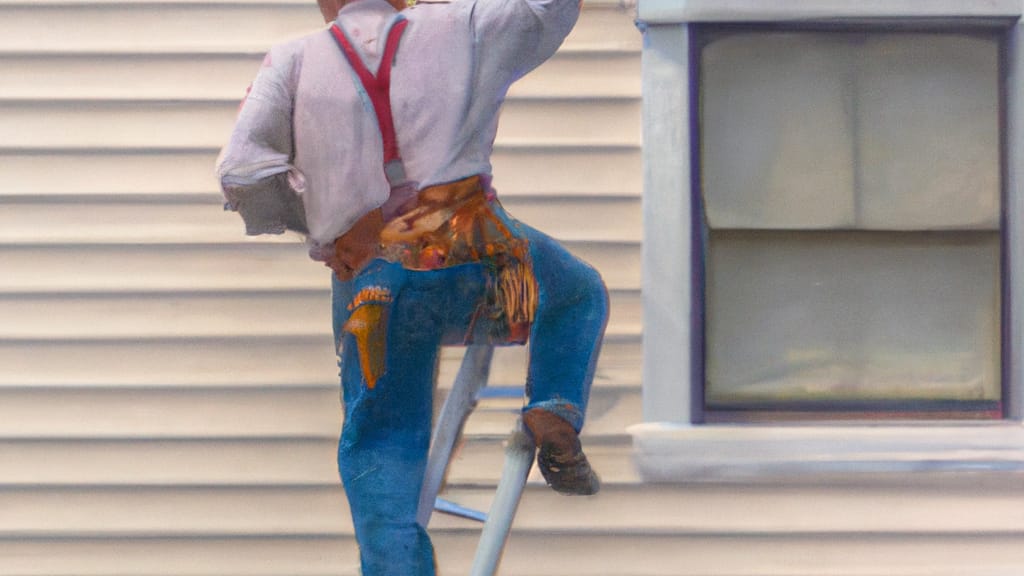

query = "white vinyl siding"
[0, 1, 641, 574]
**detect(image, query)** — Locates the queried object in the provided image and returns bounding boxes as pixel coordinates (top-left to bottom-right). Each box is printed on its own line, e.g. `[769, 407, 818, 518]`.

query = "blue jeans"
[331, 219, 608, 576]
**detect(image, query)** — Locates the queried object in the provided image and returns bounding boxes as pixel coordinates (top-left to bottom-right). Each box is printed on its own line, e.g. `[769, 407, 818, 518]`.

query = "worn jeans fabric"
[331, 219, 608, 576]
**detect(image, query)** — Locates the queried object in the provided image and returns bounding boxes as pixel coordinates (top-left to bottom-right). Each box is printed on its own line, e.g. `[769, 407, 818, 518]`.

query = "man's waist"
[327, 175, 494, 276]
[380, 174, 489, 242]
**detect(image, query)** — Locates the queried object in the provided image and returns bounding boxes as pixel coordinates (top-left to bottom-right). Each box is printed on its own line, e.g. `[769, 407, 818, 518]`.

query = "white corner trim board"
[638, 0, 1023, 24]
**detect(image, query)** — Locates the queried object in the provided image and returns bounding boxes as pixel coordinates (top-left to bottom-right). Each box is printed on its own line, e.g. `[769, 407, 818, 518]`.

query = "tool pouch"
[342, 286, 393, 389]
[380, 176, 537, 345]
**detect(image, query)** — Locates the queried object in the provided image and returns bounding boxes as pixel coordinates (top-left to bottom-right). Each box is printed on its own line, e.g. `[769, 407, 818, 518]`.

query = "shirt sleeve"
[467, 0, 580, 85]
[216, 44, 309, 236]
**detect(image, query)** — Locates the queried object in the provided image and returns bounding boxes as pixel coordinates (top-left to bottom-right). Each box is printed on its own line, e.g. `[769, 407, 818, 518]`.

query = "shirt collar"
[337, 0, 397, 20]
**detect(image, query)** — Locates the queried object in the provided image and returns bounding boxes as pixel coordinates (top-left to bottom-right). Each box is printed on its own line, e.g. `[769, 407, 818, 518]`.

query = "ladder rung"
[476, 386, 525, 400]
[433, 497, 487, 523]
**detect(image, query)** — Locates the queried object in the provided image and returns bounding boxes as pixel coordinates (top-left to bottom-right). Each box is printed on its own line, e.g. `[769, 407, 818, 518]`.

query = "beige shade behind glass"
[701, 34, 856, 229]
[700, 31, 1001, 411]
[857, 34, 999, 230]
[705, 231, 1001, 406]
[701, 32, 999, 231]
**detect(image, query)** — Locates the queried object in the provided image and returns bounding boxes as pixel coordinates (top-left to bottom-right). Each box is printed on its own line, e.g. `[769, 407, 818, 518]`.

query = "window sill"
[628, 421, 1024, 484]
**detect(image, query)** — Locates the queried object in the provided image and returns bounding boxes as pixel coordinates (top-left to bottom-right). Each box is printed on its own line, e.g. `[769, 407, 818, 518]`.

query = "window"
[697, 29, 1003, 419]
[632, 0, 1024, 484]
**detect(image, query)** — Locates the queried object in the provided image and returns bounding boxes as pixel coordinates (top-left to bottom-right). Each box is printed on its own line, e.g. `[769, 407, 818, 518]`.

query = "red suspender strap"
[329, 19, 409, 165]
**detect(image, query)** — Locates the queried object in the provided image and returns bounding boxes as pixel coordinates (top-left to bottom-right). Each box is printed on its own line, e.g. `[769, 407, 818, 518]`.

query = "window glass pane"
[705, 231, 1001, 412]
[858, 35, 999, 230]
[701, 32, 1000, 231]
[700, 29, 1002, 417]
[701, 34, 856, 229]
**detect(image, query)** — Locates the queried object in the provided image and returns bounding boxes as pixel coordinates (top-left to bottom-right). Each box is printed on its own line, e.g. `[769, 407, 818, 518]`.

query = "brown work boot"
[522, 408, 600, 496]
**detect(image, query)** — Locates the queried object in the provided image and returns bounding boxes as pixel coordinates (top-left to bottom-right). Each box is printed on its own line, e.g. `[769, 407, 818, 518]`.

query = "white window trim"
[639, 0, 1022, 24]
[631, 1, 1024, 483]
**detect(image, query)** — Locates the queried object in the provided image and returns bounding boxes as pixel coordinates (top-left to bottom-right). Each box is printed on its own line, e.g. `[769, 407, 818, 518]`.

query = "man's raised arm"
[468, 0, 581, 84]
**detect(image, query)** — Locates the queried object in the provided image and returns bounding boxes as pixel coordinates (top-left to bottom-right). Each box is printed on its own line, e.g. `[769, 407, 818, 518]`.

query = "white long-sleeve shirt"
[216, 0, 580, 248]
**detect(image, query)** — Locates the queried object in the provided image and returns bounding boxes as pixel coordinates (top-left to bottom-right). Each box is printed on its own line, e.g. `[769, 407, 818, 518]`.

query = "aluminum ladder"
[415, 345, 535, 576]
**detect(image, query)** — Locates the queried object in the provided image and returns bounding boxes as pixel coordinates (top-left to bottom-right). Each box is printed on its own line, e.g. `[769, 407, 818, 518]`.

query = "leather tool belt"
[385, 175, 537, 344]
[335, 175, 538, 345]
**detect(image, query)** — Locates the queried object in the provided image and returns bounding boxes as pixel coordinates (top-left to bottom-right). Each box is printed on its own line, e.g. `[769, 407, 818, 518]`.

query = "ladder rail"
[416, 344, 536, 576]
[469, 423, 535, 576]
[416, 344, 494, 528]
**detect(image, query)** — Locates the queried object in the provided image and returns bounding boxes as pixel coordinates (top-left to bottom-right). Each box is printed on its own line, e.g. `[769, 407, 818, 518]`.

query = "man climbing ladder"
[216, 0, 608, 572]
